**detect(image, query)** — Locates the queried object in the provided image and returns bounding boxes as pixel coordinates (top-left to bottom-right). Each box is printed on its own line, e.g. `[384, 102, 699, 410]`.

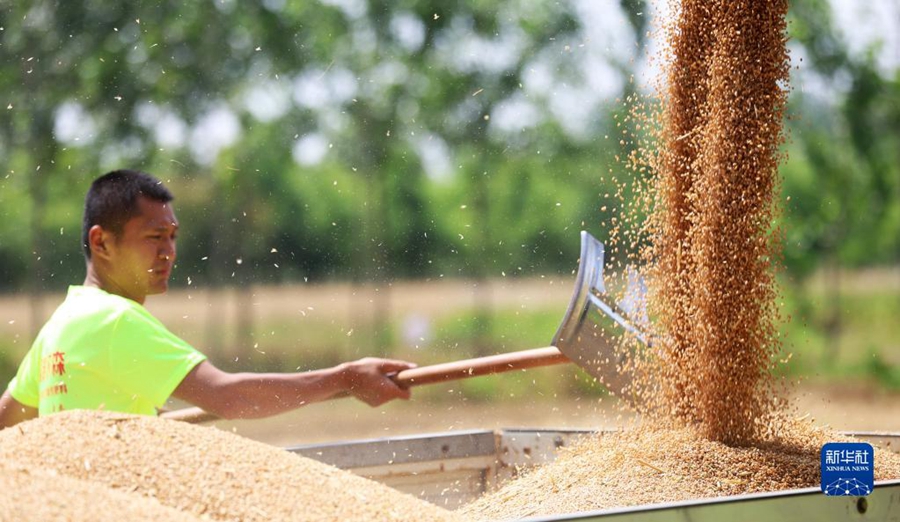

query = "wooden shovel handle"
[161, 347, 570, 424]
[393, 346, 568, 387]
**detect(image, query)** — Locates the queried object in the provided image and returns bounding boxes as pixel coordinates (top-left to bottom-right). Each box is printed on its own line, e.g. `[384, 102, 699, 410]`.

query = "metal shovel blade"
[552, 231, 648, 396]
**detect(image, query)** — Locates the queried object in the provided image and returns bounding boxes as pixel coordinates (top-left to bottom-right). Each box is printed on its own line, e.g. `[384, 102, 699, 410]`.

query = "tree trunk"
[822, 259, 842, 366]
[28, 164, 46, 339]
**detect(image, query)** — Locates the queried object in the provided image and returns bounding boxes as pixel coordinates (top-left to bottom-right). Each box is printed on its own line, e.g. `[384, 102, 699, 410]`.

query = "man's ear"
[88, 225, 114, 259]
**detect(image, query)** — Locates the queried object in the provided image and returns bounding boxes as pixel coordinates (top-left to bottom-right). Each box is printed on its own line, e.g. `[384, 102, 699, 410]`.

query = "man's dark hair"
[82, 169, 174, 259]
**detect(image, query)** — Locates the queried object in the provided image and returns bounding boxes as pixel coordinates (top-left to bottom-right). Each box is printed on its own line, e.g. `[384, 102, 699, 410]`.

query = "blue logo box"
[821, 442, 874, 496]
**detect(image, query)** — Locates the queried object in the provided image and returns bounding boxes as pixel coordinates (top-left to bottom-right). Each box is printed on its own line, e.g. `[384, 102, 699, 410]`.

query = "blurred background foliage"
[0, 0, 898, 393]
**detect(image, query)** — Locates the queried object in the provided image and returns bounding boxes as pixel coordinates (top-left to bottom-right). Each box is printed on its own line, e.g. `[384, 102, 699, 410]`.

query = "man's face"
[104, 196, 179, 303]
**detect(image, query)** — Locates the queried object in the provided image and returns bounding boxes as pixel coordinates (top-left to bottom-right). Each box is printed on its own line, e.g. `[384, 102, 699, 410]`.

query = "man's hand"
[339, 357, 416, 406]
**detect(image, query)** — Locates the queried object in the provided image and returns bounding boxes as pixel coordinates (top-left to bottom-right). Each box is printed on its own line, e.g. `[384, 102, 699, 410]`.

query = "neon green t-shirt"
[8, 286, 206, 416]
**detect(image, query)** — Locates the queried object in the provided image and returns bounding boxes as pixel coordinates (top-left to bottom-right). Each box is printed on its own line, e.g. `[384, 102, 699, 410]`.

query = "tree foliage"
[784, 0, 900, 275]
[0, 0, 897, 294]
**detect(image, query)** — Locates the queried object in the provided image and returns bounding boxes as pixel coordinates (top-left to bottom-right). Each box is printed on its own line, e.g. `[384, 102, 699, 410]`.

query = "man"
[0, 169, 415, 428]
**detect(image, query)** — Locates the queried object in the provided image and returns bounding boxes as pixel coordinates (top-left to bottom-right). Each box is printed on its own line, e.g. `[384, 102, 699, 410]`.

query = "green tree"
[784, 0, 900, 362]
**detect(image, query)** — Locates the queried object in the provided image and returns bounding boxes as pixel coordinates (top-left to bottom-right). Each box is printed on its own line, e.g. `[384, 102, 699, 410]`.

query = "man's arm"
[0, 390, 38, 429]
[172, 358, 415, 420]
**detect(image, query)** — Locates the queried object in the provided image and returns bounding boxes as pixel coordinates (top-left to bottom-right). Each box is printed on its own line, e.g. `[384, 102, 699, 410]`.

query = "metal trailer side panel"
[523, 481, 900, 522]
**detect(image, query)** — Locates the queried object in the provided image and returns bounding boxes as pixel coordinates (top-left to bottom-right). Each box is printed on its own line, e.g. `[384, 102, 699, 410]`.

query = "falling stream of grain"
[638, 0, 791, 445]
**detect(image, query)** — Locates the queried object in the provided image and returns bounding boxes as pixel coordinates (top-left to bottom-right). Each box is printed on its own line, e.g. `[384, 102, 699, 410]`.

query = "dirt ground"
[200, 382, 900, 448]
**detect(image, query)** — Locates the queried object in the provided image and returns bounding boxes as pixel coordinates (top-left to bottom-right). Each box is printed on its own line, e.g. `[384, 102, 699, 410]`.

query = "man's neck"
[83, 263, 146, 305]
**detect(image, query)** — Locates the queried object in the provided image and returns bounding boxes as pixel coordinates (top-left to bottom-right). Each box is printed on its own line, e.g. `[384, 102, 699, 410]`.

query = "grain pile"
[461, 422, 900, 520]
[0, 410, 460, 522]
[0, 461, 204, 522]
